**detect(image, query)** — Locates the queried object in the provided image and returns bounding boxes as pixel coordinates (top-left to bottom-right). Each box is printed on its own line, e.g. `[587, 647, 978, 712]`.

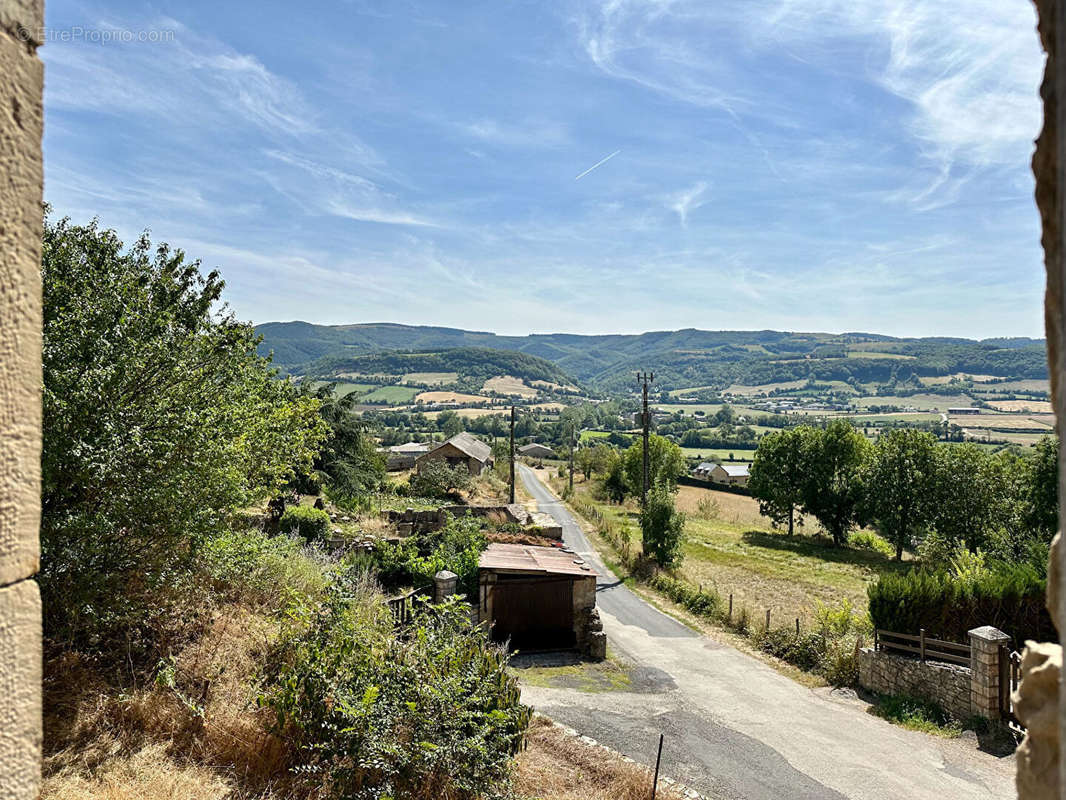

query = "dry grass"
[985, 399, 1054, 413]
[424, 407, 508, 419]
[515, 717, 689, 800]
[483, 375, 538, 398]
[954, 413, 1056, 430]
[414, 390, 493, 404]
[42, 605, 299, 800]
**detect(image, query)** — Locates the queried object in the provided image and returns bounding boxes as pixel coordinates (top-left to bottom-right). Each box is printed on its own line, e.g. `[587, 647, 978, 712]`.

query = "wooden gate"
[999, 644, 1025, 734]
[491, 575, 575, 651]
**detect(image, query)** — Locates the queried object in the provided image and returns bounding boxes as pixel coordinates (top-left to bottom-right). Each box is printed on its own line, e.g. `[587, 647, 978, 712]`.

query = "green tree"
[1022, 435, 1058, 541]
[300, 384, 386, 499]
[40, 215, 326, 646]
[410, 459, 472, 498]
[603, 451, 629, 503]
[437, 409, 464, 438]
[862, 429, 938, 560]
[929, 443, 1009, 552]
[749, 427, 810, 536]
[799, 420, 870, 547]
[640, 488, 686, 567]
[622, 434, 686, 496]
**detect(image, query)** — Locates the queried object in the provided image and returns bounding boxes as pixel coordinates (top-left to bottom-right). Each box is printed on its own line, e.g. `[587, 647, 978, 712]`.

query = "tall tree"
[622, 434, 686, 496]
[41, 215, 326, 645]
[300, 384, 386, 499]
[1022, 435, 1059, 541]
[799, 420, 870, 547]
[862, 429, 938, 560]
[749, 426, 811, 536]
[929, 443, 1009, 552]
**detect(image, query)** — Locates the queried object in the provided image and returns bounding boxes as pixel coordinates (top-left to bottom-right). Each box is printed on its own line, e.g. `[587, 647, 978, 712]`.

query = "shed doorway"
[491, 574, 575, 651]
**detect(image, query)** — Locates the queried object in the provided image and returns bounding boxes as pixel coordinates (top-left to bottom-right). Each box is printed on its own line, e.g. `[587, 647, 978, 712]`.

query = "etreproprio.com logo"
[16, 25, 176, 44]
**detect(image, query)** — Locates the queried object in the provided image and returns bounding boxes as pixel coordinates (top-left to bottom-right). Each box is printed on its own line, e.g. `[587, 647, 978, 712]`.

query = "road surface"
[516, 464, 1015, 800]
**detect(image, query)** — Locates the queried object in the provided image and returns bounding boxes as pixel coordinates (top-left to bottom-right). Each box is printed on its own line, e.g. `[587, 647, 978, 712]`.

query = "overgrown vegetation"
[39, 215, 530, 800]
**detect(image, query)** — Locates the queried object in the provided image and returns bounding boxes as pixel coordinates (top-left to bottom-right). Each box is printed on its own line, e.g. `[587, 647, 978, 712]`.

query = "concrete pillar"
[0, 1, 44, 799]
[434, 570, 458, 602]
[968, 626, 1011, 719]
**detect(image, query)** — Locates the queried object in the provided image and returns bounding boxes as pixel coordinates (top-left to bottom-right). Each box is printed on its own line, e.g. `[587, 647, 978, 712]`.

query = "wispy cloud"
[462, 118, 569, 148]
[669, 181, 708, 225]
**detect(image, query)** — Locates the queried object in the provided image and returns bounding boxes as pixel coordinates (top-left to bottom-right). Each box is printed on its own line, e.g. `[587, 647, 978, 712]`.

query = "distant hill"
[255, 322, 1048, 393]
[305, 346, 574, 387]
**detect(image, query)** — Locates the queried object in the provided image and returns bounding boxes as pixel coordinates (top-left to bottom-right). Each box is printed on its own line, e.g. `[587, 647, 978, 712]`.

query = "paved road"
[516, 465, 1015, 800]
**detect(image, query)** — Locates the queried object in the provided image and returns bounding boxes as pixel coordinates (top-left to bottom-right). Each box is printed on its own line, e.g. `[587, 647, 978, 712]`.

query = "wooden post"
[796, 618, 800, 636]
[920, 628, 926, 662]
[765, 608, 771, 630]
[509, 405, 516, 505]
[650, 732, 664, 800]
[728, 594, 733, 619]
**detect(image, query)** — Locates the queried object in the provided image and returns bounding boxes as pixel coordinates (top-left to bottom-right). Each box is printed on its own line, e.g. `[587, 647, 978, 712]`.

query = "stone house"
[415, 432, 493, 476]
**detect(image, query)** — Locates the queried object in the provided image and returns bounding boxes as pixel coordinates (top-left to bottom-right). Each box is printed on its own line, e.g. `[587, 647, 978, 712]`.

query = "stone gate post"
[969, 626, 1011, 719]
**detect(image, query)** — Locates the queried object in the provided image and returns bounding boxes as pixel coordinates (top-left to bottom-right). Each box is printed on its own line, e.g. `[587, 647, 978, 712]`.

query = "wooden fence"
[874, 629, 972, 667]
[386, 585, 432, 625]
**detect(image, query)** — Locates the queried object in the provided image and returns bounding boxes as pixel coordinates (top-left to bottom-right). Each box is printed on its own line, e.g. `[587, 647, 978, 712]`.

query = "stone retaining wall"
[381, 504, 562, 538]
[858, 648, 972, 720]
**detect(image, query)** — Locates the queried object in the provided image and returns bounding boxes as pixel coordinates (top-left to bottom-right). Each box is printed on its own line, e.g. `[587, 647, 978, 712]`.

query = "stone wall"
[380, 504, 563, 538]
[858, 649, 972, 721]
[0, 1, 43, 798]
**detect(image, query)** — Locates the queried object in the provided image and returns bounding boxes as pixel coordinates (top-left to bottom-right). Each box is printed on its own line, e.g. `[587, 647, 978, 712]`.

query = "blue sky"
[42, 0, 1046, 338]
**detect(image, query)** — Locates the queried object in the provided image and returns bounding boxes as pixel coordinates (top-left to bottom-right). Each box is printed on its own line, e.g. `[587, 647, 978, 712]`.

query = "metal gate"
[490, 575, 575, 651]
[999, 644, 1025, 734]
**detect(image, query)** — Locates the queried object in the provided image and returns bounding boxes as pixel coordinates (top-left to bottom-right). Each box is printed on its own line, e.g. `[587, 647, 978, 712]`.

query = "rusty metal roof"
[479, 542, 596, 577]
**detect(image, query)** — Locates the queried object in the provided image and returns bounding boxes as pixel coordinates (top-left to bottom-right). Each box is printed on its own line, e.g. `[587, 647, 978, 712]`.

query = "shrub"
[410, 459, 472, 498]
[263, 591, 530, 799]
[199, 528, 329, 607]
[867, 564, 1054, 644]
[279, 506, 331, 543]
[640, 489, 685, 567]
[755, 628, 824, 671]
[649, 572, 722, 618]
[848, 530, 894, 559]
[374, 514, 487, 595]
[694, 495, 721, 521]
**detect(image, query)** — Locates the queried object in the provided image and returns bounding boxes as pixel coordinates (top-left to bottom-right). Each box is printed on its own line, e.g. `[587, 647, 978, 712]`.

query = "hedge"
[867, 565, 1054, 645]
[280, 505, 331, 543]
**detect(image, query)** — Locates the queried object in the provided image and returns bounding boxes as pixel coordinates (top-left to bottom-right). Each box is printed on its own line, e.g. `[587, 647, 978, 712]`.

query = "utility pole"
[637, 371, 654, 508]
[568, 421, 575, 493]
[509, 405, 516, 504]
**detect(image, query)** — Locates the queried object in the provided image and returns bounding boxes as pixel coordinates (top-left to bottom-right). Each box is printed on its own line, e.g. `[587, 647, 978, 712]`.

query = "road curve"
[516, 464, 1015, 800]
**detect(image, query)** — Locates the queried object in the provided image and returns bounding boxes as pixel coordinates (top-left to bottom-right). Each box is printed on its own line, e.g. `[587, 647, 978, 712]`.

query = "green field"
[311, 380, 374, 399]
[680, 447, 757, 461]
[852, 393, 973, 411]
[360, 385, 421, 404]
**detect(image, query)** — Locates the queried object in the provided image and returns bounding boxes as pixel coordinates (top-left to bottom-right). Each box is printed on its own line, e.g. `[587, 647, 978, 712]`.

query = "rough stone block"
[0, 0, 43, 44]
[587, 631, 607, 661]
[0, 23, 42, 589]
[0, 579, 41, 800]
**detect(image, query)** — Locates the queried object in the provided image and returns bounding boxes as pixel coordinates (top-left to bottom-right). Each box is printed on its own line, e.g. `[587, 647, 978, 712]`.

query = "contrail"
[574, 149, 621, 181]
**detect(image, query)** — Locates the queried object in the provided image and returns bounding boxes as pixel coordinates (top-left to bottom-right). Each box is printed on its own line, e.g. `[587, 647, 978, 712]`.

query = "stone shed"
[416, 432, 494, 476]
[478, 543, 605, 659]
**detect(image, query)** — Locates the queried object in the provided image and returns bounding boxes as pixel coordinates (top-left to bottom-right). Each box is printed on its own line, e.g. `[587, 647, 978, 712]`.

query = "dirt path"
[516, 465, 1015, 800]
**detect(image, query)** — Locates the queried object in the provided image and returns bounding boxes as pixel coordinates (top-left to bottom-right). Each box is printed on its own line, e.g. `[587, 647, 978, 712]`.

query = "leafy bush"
[867, 564, 1054, 644]
[280, 505, 331, 543]
[263, 590, 530, 799]
[410, 459, 472, 498]
[199, 528, 329, 607]
[756, 628, 824, 671]
[374, 514, 487, 595]
[649, 572, 721, 617]
[848, 530, 894, 559]
[872, 694, 961, 736]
